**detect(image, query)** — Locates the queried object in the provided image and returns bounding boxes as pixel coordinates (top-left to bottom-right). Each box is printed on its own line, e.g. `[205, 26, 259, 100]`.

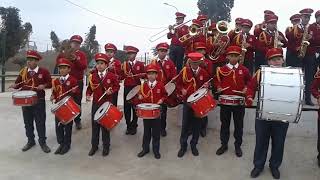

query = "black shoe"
[270, 168, 280, 179]
[137, 150, 149, 158]
[250, 167, 262, 178]
[125, 128, 131, 135]
[216, 145, 228, 155]
[60, 145, 70, 155]
[177, 148, 187, 158]
[88, 146, 98, 156]
[235, 147, 243, 157]
[75, 122, 82, 130]
[130, 128, 137, 135]
[200, 129, 206, 137]
[40, 143, 51, 153]
[22, 141, 36, 152]
[191, 147, 199, 156]
[154, 152, 161, 159]
[54, 145, 63, 154]
[160, 129, 167, 137]
[102, 146, 109, 156]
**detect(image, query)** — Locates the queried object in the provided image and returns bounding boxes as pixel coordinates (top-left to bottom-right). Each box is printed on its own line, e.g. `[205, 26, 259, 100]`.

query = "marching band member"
[86, 53, 120, 156]
[56, 35, 88, 130]
[197, 14, 208, 26]
[51, 58, 79, 155]
[122, 46, 145, 135]
[104, 43, 122, 105]
[312, 10, 320, 66]
[167, 12, 189, 72]
[151, 42, 177, 137]
[247, 48, 288, 179]
[255, 14, 287, 69]
[195, 41, 213, 137]
[10, 50, 52, 153]
[214, 46, 251, 157]
[254, 10, 275, 38]
[230, 19, 256, 74]
[311, 68, 320, 167]
[286, 8, 316, 105]
[176, 52, 210, 158]
[290, 14, 302, 26]
[228, 17, 243, 41]
[137, 64, 167, 159]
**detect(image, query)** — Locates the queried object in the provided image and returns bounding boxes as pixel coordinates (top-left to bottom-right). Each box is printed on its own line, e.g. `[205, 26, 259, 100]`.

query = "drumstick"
[199, 78, 213, 89]
[98, 87, 112, 102]
[232, 90, 245, 94]
[125, 73, 146, 79]
[55, 86, 79, 100]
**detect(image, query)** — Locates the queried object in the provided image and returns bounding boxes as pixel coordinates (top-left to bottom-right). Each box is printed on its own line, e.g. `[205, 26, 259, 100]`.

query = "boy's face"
[267, 22, 276, 31]
[70, 41, 81, 50]
[176, 17, 184, 25]
[189, 62, 200, 70]
[227, 53, 240, 65]
[58, 65, 71, 76]
[105, 50, 115, 58]
[291, 19, 301, 25]
[301, 15, 310, 25]
[157, 49, 168, 59]
[241, 26, 251, 33]
[316, 17, 320, 24]
[26, 58, 38, 69]
[268, 56, 284, 67]
[147, 71, 157, 81]
[127, 53, 137, 61]
[196, 49, 206, 55]
[96, 61, 107, 72]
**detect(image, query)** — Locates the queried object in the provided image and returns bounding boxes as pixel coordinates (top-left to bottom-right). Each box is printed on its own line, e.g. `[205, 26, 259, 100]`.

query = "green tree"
[50, 31, 60, 52]
[197, 0, 234, 22]
[81, 25, 99, 64]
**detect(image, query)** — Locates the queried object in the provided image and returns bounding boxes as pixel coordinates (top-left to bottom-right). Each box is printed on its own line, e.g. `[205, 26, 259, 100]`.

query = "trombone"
[148, 20, 191, 42]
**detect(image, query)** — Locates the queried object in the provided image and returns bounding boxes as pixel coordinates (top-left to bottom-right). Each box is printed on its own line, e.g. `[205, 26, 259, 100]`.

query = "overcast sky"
[1, 0, 320, 55]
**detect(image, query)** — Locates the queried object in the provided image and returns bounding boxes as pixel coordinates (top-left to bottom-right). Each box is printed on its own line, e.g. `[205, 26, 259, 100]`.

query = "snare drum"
[257, 66, 304, 123]
[94, 102, 123, 130]
[126, 85, 140, 105]
[12, 90, 38, 106]
[51, 96, 80, 124]
[219, 95, 245, 106]
[164, 82, 182, 108]
[136, 103, 161, 119]
[187, 88, 217, 118]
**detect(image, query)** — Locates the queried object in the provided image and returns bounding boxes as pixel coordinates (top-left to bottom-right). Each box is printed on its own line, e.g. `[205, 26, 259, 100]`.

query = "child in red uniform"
[137, 64, 167, 159]
[51, 58, 79, 155]
[86, 53, 120, 156]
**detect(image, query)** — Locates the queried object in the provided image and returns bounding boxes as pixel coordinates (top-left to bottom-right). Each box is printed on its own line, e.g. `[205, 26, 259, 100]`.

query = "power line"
[63, 0, 166, 30]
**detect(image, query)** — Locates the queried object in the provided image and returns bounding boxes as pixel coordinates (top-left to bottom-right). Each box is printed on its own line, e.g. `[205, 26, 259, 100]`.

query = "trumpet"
[178, 24, 201, 43]
[148, 20, 191, 42]
[208, 21, 230, 61]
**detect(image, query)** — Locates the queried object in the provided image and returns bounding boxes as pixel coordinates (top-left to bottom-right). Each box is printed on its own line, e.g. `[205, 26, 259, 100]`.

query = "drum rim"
[137, 103, 160, 110]
[12, 90, 37, 98]
[51, 96, 72, 112]
[219, 95, 244, 100]
[94, 102, 111, 121]
[126, 85, 140, 100]
[187, 88, 208, 103]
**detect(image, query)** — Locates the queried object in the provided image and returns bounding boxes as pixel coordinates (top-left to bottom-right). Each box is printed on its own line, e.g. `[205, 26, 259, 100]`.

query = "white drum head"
[51, 96, 71, 112]
[165, 82, 176, 96]
[94, 102, 111, 121]
[12, 90, 36, 98]
[187, 88, 207, 103]
[137, 103, 160, 110]
[126, 85, 140, 101]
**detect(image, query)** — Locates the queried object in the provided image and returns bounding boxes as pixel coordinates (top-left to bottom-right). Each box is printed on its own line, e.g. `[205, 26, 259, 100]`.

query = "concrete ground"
[0, 89, 319, 180]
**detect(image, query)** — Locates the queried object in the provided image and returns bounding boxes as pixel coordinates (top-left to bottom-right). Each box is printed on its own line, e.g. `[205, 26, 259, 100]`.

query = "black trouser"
[124, 86, 138, 130]
[244, 59, 254, 75]
[112, 92, 118, 106]
[201, 116, 208, 132]
[180, 103, 201, 149]
[219, 105, 245, 148]
[169, 45, 185, 72]
[303, 54, 317, 102]
[254, 51, 267, 70]
[160, 104, 167, 131]
[142, 118, 160, 153]
[285, 50, 303, 67]
[318, 111, 320, 160]
[55, 117, 73, 146]
[74, 81, 83, 124]
[22, 99, 47, 144]
[253, 119, 289, 170]
[91, 104, 110, 147]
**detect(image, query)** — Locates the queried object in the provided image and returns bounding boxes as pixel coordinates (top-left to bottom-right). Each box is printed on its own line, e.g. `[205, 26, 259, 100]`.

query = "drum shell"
[51, 96, 80, 125]
[136, 104, 161, 119]
[219, 95, 245, 106]
[95, 103, 123, 130]
[12, 91, 38, 106]
[188, 89, 217, 118]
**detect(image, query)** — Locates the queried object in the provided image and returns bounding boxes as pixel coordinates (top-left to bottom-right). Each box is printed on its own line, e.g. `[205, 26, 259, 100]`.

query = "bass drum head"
[137, 103, 160, 110]
[12, 90, 37, 98]
[187, 88, 207, 103]
[126, 85, 140, 101]
[165, 82, 176, 96]
[94, 102, 111, 121]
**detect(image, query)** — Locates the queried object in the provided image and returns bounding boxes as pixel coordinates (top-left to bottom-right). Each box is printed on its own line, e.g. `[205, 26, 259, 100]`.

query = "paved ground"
[0, 90, 319, 180]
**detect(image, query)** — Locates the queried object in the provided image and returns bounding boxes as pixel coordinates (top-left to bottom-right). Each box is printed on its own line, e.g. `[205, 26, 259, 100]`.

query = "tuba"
[298, 24, 311, 58]
[59, 40, 76, 61]
[208, 21, 230, 61]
